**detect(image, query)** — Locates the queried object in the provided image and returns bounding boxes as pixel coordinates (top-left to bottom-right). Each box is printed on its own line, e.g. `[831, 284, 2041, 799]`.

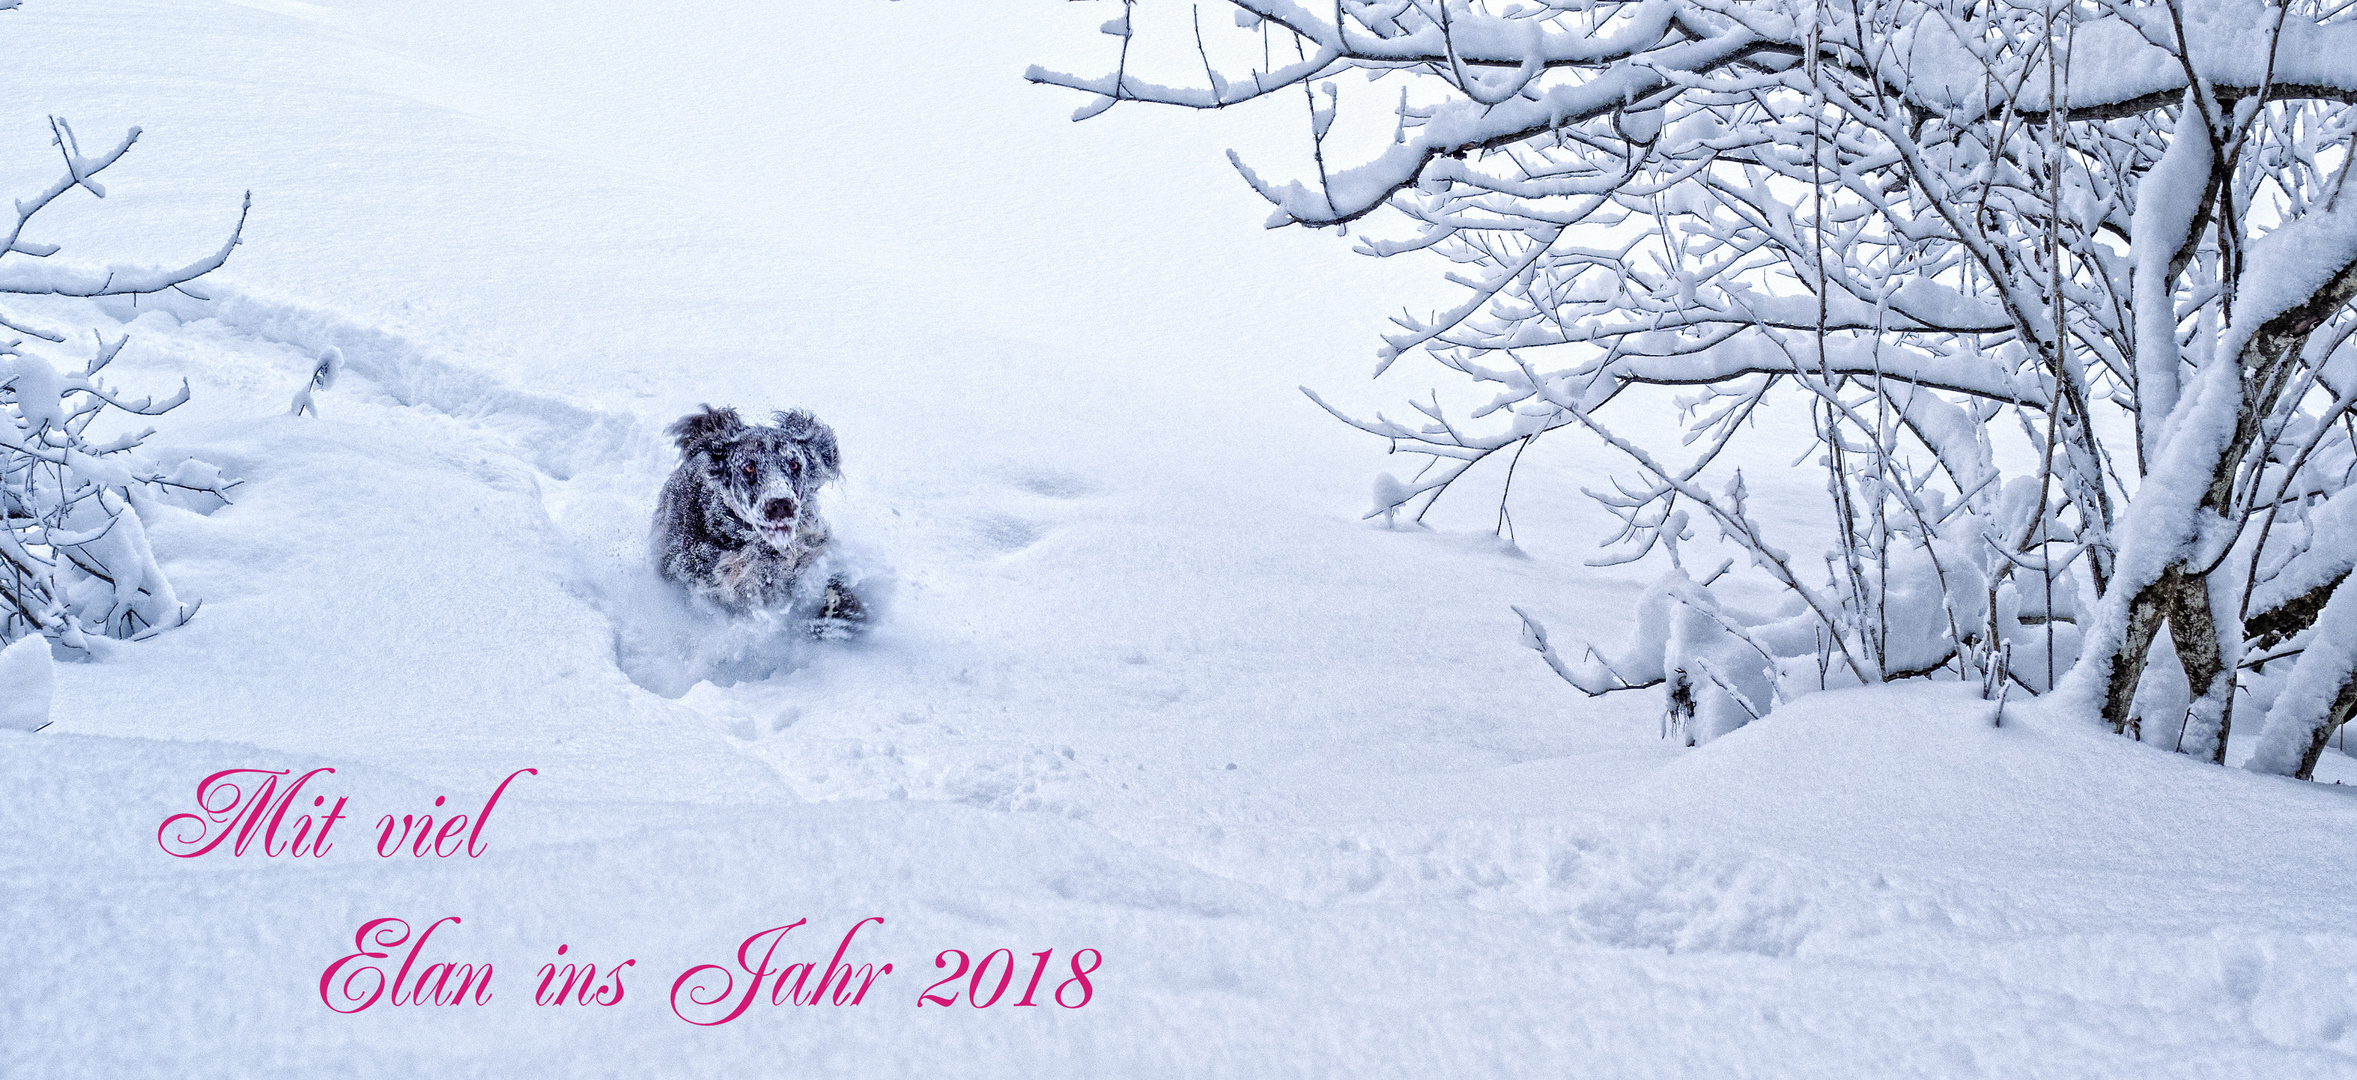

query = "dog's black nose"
[762, 498, 796, 524]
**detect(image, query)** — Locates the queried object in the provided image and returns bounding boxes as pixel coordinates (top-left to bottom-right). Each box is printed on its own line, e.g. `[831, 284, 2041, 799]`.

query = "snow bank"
[0, 633, 53, 730]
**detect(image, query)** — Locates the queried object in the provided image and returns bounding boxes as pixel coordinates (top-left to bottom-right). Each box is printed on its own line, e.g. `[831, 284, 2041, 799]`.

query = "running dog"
[654, 405, 865, 633]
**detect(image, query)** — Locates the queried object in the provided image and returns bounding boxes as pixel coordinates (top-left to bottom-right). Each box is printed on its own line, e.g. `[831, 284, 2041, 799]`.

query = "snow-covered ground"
[6, 2, 2357, 1077]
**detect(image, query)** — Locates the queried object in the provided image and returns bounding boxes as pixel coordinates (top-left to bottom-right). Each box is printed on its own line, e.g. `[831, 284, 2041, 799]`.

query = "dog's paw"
[806, 576, 868, 640]
[807, 617, 863, 641]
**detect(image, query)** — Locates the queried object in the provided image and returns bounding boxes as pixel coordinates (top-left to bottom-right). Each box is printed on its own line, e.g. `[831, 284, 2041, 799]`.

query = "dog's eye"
[787, 458, 801, 478]
[740, 461, 758, 481]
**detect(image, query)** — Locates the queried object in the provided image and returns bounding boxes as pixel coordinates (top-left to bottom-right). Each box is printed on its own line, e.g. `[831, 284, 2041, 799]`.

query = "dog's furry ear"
[667, 405, 744, 455]
[774, 409, 840, 478]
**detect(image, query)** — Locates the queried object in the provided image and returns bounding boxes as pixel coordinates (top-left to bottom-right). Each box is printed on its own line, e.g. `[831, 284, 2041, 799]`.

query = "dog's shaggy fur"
[654, 405, 864, 629]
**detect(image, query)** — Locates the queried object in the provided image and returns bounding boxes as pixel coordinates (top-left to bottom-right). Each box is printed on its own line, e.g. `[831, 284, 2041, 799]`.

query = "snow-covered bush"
[1036, 0, 2357, 776]
[1, 116, 247, 652]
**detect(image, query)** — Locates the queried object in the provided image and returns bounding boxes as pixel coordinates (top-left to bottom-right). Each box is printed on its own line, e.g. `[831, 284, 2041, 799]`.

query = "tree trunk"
[2100, 572, 2175, 738]
[2099, 566, 2230, 759]
[2292, 684, 2357, 782]
[2247, 576, 2357, 780]
[2094, 241, 2357, 757]
[2165, 572, 2233, 764]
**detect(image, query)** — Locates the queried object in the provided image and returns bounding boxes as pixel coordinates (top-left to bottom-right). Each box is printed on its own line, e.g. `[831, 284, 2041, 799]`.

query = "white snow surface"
[5, 2, 2357, 1077]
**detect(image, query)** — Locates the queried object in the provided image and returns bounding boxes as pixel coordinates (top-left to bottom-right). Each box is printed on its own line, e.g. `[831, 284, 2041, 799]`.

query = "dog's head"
[667, 405, 841, 547]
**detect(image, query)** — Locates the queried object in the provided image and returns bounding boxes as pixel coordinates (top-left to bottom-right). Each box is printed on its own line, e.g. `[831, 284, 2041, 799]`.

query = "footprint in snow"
[1010, 471, 1099, 499]
[971, 513, 1043, 554]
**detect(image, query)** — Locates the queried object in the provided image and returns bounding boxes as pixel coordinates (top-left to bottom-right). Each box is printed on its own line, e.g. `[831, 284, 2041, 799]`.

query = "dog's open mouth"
[755, 496, 800, 545]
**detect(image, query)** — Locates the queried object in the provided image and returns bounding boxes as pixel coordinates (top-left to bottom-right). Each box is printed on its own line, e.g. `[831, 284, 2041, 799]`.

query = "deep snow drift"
[5, 2, 2357, 1077]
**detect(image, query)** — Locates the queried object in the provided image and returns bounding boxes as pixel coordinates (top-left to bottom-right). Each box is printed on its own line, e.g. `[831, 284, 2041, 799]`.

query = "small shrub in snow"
[287, 346, 341, 417]
[1, 116, 246, 652]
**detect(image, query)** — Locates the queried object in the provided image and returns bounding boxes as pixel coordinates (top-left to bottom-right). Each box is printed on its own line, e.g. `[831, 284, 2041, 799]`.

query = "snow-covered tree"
[1035, 0, 2357, 776]
[1, 116, 246, 653]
